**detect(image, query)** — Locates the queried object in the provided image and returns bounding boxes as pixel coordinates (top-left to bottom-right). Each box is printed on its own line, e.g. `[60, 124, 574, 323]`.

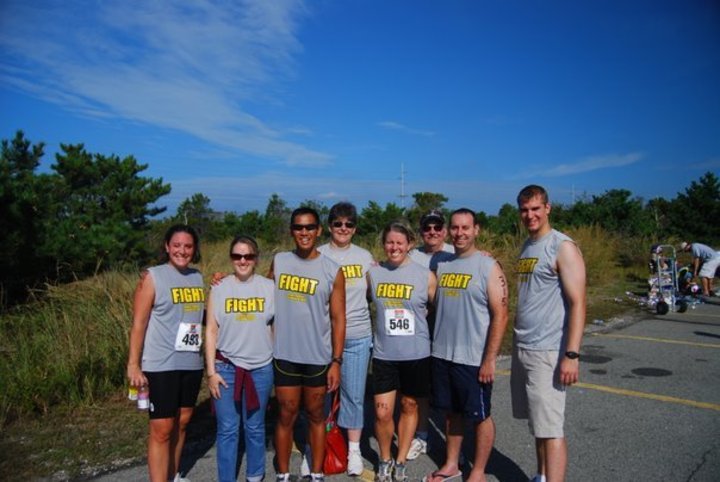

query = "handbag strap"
[325, 389, 340, 425]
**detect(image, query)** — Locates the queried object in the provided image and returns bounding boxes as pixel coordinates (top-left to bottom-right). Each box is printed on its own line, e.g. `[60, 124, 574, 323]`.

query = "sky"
[1, 0, 719, 218]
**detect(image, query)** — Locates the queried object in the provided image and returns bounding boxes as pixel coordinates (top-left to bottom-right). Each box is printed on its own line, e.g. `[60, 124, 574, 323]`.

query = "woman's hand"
[126, 363, 147, 389]
[207, 372, 228, 399]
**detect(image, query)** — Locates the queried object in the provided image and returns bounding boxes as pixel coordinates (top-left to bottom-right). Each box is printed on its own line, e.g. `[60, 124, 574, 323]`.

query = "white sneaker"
[172, 474, 190, 482]
[406, 437, 427, 460]
[347, 448, 364, 476]
[301, 454, 311, 477]
[530, 475, 547, 482]
[276, 473, 290, 482]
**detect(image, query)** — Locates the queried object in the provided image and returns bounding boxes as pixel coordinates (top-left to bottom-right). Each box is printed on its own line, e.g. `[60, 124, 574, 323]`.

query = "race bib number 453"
[384, 308, 415, 336]
[175, 322, 202, 352]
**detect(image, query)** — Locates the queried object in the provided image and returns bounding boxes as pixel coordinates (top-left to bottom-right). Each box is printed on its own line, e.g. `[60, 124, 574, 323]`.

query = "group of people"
[126, 184, 587, 482]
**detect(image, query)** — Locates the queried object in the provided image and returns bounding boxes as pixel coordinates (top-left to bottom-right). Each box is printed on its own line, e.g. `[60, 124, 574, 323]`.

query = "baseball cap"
[679, 241, 689, 251]
[420, 209, 445, 227]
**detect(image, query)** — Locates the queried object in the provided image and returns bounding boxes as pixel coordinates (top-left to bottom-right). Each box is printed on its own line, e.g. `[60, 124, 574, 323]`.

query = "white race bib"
[384, 308, 415, 336]
[175, 322, 202, 352]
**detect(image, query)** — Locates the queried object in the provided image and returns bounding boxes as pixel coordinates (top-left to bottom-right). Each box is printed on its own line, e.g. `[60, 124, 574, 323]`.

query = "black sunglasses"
[230, 253, 258, 261]
[422, 224, 444, 233]
[331, 221, 356, 229]
[291, 223, 319, 232]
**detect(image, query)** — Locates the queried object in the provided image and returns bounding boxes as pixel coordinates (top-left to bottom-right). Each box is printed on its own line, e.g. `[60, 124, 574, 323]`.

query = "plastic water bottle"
[137, 385, 149, 410]
[128, 385, 138, 401]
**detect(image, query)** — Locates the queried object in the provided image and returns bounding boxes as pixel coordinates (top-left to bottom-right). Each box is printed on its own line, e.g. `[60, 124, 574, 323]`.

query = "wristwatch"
[331, 357, 343, 366]
[565, 351, 580, 360]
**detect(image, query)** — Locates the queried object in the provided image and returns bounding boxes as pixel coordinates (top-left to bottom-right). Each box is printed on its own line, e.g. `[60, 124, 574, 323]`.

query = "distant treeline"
[2, 130, 719, 307]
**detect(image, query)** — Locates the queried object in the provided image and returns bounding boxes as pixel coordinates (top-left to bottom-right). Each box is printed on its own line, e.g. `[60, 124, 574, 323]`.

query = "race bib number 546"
[384, 309, 415, 336]
[175, 322, 202, 352]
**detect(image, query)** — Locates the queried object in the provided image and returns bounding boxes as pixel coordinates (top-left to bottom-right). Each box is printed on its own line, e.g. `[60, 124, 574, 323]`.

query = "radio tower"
[399, 162, 408, 209]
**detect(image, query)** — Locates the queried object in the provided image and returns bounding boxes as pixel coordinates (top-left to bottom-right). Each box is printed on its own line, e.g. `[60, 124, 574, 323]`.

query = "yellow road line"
[575, 381, 720, 412]
[591, 332, 720, 348]
[497, 368, 720, 411]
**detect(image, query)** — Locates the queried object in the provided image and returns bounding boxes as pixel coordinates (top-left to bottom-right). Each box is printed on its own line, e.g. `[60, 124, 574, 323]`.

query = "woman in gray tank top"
[317, 202, 374, 476]
[126, 224, 204, 482]
[368, 222, 437, 482]
[205, 235, 274, 482]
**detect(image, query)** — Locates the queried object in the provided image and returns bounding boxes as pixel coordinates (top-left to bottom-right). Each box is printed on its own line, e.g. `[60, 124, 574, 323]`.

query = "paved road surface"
[94, 301, 720, 482]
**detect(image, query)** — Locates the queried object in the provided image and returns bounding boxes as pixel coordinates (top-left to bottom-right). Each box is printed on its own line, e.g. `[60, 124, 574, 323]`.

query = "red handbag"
[323, 390, 348, 475]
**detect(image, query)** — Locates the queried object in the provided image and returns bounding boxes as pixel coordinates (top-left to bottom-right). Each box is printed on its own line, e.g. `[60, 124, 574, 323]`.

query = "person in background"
[271, 207, 346, 482]
[318, 202, 375, 476]
[369, 221, 437, 482]
[127, 224, 205, 482]
[512, 185, 586, 482]
[205, 235, 274, 482]
[406, 209, 454, 461]
[680, 241, 720, 297]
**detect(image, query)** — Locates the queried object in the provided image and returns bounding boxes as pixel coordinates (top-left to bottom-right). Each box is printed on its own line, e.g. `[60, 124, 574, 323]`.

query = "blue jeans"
[338, 336, 373, 429]
[214, 361, 273, 482]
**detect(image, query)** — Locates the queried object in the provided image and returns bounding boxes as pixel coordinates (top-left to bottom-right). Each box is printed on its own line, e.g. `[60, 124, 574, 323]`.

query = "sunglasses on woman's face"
[331, 221, 356, 229]
[230, 253, 257, 261]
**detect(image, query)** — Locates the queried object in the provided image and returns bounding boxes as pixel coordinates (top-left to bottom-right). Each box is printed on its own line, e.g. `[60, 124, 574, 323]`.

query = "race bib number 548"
[384, 309, 415, 336]
[175, 322, 202, 352]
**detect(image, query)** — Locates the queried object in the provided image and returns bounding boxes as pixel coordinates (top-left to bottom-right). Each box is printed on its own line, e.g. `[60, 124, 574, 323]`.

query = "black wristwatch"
[565, 351, 580, 360]
[331, 357, 343, 366]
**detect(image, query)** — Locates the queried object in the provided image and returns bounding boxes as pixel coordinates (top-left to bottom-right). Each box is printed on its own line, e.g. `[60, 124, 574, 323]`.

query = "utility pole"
[399, 162, 408, 209]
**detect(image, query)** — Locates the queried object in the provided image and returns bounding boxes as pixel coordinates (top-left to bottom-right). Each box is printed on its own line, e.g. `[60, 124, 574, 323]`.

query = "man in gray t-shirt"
[512, 185, 586, 482]
[428, 208, 509, 482]
[680, 241, 720, 296]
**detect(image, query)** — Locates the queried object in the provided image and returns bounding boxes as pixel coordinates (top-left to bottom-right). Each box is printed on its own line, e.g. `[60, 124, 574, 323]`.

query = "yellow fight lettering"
[171, 287, 206, 304]
[375, 283, 413, 300]
[225, 297, 266, 313]
[439, 273, 472, 289]
[516, 257, 539, 282]
[341, 265, 363, 279]
[278, 274, 319, 295]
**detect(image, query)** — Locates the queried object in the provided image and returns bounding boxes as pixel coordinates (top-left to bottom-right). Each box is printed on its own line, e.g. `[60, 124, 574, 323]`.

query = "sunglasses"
[422, 224, 444, 233]
[331, 221, 356, 229]
[230, 253, 258, 261]
[291, 223, 319, 232]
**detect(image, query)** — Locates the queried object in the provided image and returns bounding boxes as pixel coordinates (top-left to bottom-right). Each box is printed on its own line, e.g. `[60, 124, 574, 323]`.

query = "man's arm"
[557, 240, 587, 386]
[479, 262, 509, 383]
[328, 269, 346, 391]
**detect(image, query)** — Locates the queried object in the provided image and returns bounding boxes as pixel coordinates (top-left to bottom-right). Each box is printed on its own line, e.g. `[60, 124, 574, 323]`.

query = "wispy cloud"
[0, 0, 332, 167]
[515, 152, 644, 179]
[378, 121, 435, 137]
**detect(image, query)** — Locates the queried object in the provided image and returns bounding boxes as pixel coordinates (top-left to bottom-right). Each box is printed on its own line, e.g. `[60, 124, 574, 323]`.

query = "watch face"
[565, 351, 580, 360]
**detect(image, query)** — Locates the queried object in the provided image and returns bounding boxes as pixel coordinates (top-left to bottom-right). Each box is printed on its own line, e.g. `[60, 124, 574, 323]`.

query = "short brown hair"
[517, 185, 549, 206]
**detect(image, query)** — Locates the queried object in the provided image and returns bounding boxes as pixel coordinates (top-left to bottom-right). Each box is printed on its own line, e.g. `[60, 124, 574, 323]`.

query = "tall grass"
[1, 227, 651, 428]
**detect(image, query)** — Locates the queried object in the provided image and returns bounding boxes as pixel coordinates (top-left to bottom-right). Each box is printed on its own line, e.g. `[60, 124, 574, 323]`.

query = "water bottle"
[137, 385, 149, 410]
[128, 385, 138, 401]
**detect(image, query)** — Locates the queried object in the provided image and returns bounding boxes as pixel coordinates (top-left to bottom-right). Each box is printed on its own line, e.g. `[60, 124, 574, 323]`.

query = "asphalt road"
[93, 301, 720, 482]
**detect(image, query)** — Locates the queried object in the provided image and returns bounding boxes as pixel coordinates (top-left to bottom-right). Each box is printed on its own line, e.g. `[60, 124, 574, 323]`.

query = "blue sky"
[1, 0, 719, 217]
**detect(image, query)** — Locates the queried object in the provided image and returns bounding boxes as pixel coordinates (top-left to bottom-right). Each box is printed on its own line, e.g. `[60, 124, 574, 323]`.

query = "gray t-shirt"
[210, 274, 274, 370]
[515, 229, 575, 351]
[369, 261, 431, 361]
[409, 242, 455, 271]
[318, 243, 373, 340]
[433, 252, 496, 366]
[142, 264, 205, 372]
[272, 251, 341, 364]
[691, 243, 720, 262]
